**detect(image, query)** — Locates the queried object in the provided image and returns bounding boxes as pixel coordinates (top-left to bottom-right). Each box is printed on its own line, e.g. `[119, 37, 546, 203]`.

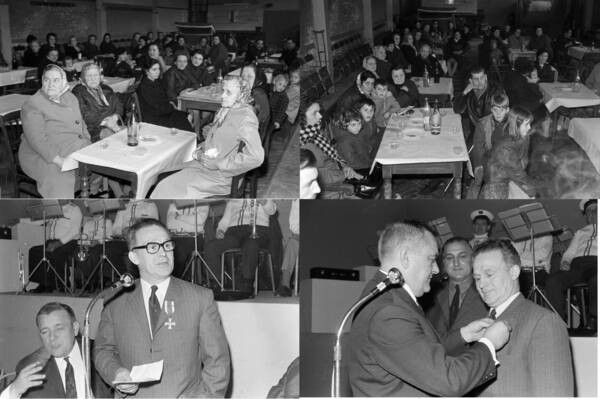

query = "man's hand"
[9, 362, 45, 398]
[460, 318, 494, 342]
[463, 82, 473, 95]
[113, 368, 139, 395]
[482, 320, 511, 350]
[559, 261, 571, 271]
[216, 229, 225, 239]
[45, 240, 62, 252]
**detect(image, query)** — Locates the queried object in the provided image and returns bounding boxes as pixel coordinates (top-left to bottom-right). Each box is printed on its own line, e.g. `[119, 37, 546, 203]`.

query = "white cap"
[579, 199, 596, 212]
[470, 209, 494, 222]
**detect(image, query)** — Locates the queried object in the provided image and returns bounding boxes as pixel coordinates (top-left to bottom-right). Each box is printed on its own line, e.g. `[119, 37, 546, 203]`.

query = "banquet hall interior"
[0, 0, 301, 199]
[298, 0, 600, 200]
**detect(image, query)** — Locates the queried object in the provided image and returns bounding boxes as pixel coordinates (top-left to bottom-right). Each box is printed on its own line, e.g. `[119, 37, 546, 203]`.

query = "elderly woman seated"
[163, 51, 198, 103]
[136, 58, 192, 131]
[72, 63, 123, 142]
[150, 76, 264, 198]
[19, 64, 92, 197]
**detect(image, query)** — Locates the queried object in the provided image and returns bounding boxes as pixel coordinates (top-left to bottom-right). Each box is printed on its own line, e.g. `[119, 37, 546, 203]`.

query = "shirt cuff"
[478, 337, 499, 366]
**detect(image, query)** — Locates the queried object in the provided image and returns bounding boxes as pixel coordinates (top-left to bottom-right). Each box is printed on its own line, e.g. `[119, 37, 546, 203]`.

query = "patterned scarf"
[299, 123, 345, 166]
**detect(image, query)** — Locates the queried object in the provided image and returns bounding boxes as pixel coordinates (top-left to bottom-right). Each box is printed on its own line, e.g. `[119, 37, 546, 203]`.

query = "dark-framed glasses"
[131, 240, 175, 254]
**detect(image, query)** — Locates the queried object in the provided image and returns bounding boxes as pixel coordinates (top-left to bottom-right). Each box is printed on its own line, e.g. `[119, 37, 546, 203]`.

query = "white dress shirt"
[513, 235, 553, 272]
[489, 292, 520, 318]
[217, 200, 277, 232]
[54, 341, 86, 399]
[112, 200, 159, 237]
[140, 277, 170, 338]
[46, 203, 83, 244]
[561, 224, 597, 268]
[166, 203, 209, 234]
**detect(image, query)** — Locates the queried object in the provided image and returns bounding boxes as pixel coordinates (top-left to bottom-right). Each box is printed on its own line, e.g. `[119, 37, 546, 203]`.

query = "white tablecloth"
[178, 84, 223, 105]
[0, 67, 36, 88]
[508, 48, 537, 62]
[0, 94, 30, 116]
[567, 46, 600, 60]
[373, 108, 471, 172]
[411, 77, 454, 99]
[62, 122, 197, 198]
[539, 83, 600, 113]
[567, 118, 600, 173]
[67, 76, 134, 93]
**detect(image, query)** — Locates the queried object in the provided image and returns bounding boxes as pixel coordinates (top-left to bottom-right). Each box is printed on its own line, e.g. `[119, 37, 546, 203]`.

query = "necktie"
[149, 285, 161, 333]
[449, 285, 460, 326]
[489, 308, 497, 320]
[64, 356, 77, 398]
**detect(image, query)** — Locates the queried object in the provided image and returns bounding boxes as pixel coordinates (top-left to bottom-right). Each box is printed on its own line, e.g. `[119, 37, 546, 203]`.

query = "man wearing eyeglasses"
[94, 218, 231, 398]
[424, 237, 488, 355]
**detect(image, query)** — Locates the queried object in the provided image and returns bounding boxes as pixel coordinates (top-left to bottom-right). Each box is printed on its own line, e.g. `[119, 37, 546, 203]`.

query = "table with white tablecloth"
[539, 82, 600, 113]
[567, 118, 600, 174]
[567, 46, 600, 60]
[0, 67, 36, 88]
[508, 48, 537, 63]
[0, 94, 30, 116]
[373, 108, 471, 199]
[62, 122, 197, 198]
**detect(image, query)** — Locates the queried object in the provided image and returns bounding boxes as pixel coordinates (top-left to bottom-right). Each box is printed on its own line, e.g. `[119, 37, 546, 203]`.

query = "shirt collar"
[492, 292, 520, 317]
[402, 284, 419, 306]
[141, 276, 171, 296]
[56, 339, 80, 362]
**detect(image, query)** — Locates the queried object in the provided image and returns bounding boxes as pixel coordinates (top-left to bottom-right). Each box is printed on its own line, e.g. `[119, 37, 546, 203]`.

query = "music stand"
[498, 202, 563, 312]
[428, 217, 453, 245]
[175, 199, 223, 289]
[79, 200, 125, 294]
[24, 201, 72, 294]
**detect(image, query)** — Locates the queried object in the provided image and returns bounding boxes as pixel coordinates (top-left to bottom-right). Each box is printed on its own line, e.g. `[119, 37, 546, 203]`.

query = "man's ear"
[397, 246, 410, 271]
[128, 250, 139, 265]
[510, 264, 521, 280]
[72, 320, 80, 337]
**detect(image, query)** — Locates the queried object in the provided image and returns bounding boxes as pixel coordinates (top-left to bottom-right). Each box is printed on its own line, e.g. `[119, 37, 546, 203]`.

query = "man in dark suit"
[471, 239, 574, 396]
[94, 218, 231, 398]
[348, 222, 510, 397]
[6, 302, 110, 399]
[425, 237, 488, 355]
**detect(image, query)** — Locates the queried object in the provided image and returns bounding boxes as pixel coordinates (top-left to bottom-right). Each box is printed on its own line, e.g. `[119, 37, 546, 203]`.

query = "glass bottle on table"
[423, 68, 430, 87]
[430, 99, 441, 135]
[423, 97, 431, 132]
[573, 70, 582, 92]
[127, 103, 139, 146]
[433, 57, 440, 83]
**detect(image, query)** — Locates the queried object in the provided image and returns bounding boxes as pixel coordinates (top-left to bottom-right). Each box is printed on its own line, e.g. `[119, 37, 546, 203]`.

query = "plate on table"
[407, 118, 423, 127]
[403, 128, 425, 140]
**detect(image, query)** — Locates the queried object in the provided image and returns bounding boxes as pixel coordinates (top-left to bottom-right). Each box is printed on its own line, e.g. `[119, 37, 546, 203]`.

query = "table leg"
[79, 164, 90, 198]
[383, 166, 392, 199]
[453, 162, 463, 199]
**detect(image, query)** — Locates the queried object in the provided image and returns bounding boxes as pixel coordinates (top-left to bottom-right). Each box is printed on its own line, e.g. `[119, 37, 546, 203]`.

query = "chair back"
[229, 140, 248, 198]
[0, 115, 18, 197]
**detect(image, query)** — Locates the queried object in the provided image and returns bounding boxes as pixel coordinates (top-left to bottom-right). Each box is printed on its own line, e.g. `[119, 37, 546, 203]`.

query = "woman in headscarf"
[18, 64, 92, 197]
[389, 65, 421, 107]
[100, 33, 118, 57]
[336, 70, 376, 115]
[240, 63, 270, 128]
[150, 75, 264, 198]
[72, 62, 123, 142]
[299, 100, 362, 198]
[136, 58, 192, 131]
[362, 55, 380, 78]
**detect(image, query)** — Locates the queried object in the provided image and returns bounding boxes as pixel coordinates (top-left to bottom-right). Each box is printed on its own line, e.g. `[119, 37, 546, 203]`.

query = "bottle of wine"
[430, 99, 441, 135]
[433, 57, 440, 84]
[423, 68, 430, 87]
[423, 97, 431, 132]
[127, 103, 139, 146]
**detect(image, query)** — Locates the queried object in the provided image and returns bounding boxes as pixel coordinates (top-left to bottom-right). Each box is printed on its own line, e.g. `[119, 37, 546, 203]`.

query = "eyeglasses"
[131, 240, 175, 254]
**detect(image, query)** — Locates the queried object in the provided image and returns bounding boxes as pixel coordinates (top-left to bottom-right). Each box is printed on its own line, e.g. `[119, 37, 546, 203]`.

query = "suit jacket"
[16, 340, 111, 398]
[94, 277, 231, 398]
[348, 273, 496, 397]
[424, 281, 488, 356]
[473, 294, 574, 396]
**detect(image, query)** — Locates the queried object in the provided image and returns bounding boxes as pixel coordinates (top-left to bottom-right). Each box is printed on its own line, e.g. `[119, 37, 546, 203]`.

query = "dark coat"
[411, 55, 443, 78]
[72, 83, 124, 142]
[471, 114, 510, 170]
[453, 82, 503, 129]
[387, 45, 408, 68]
[186, 64, 214, 87]
[401, 44, 418, 67]
[390, 79, 421, 107]
[348, 273, 497, 397]
[16, 340, 111, 399]
[163, 66, 197, 102]
[535, 62, 556, 83]
[252, 86, 271, 126]
[112, 61, 134, 79]
[269, 90, 289, 126]
[83, 43, 99, 59]
[100, 42, 118, 55]
[334, 126, 373, 170]
[136, 75, 191, 131]
[209, 42, 229, 72]
[23, 49, 42, 68]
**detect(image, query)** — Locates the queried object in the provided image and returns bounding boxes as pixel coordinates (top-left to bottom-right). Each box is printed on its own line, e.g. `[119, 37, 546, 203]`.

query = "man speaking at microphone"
[348, 222, 511, 397]
[94, 218, 231, 398]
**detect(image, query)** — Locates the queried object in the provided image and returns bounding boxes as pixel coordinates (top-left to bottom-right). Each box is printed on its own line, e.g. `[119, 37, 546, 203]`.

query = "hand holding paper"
[112, 360, 164, 391]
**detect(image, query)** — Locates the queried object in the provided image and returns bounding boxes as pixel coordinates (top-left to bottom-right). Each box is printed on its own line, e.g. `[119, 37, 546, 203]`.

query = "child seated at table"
[270, 73, 290, 132]
[372, 79, 402, 129]
[355, 97, 382, 151]
[285, 69, 300, 125]
[63, 56, 78, 82]
[333, 109, 374, 171]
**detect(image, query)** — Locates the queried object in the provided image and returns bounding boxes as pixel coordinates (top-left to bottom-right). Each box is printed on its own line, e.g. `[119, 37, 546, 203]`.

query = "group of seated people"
[298, 19, 600, 199]
[14, 28, 301, 199]
[26, 199, 299, 298]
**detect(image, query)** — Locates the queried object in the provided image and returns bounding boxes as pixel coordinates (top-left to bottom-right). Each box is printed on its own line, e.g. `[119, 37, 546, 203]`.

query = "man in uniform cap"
[469, 209, 494, 249]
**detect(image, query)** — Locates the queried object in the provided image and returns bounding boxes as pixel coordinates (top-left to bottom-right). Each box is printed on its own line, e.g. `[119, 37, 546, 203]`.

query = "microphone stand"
[331, 269, 402, 397]
[81, 274, 134, 399]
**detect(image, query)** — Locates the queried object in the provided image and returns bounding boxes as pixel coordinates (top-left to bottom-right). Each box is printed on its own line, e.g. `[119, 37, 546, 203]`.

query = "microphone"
[108, 273, 134, 290]
[369, 267, 404, 296]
